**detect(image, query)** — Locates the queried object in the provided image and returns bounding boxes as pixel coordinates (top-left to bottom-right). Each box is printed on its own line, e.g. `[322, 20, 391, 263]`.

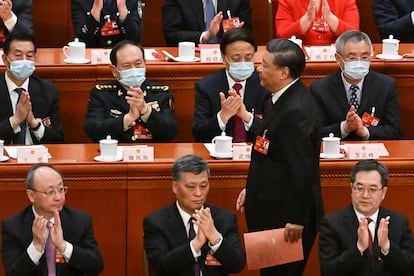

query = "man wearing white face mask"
[84, 40, 178, 142]
[0, 32, 64, 145]
[193, 28, 269, 142]
[310, 30, 402, 140]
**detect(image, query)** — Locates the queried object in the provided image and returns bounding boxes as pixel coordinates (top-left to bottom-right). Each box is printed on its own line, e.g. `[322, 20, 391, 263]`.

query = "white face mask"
[338, 55, 370, 80]
[117, 67, 146, 88]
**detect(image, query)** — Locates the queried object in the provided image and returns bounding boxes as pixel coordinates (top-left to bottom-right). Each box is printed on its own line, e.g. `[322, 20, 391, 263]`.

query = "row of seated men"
[2, 157, 414, 275]
[4, 0, 414, 49]
[0, 27, 402, 146]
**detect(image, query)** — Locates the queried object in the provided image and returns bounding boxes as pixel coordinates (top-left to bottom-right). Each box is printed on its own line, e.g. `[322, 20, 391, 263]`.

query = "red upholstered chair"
[268, 0, 279, 39]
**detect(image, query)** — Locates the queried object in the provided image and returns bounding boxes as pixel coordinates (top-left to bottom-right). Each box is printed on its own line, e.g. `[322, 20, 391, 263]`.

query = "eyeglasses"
[352, 185, 383, 195]
[338, 54, 371, 62]
[29, 186, 68, 197]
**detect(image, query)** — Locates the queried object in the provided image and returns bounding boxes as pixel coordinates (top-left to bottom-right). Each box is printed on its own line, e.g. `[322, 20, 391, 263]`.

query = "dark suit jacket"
[372, 0, 414, 42]
[0, 0, 32, 46]
[162, 0, 252, 46]
[319, 205, 414, 276]
[0, 73, 64, 144]
[71, 0, 142, 47]
[84, 79, 178, 142]
[192, 69, 269, 142]
[245, 80, 323, 262]
[1, 205, 104, 276]
[310, 70, 402, 140]
[143, 203, 246, 276]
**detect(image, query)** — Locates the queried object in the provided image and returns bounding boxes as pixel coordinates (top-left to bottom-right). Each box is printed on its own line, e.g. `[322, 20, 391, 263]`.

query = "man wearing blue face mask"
[193, 28, 269, 142]
[84, 40, 178, 142]
[0, 32, 64, 144]
[310, 30, 402, 140]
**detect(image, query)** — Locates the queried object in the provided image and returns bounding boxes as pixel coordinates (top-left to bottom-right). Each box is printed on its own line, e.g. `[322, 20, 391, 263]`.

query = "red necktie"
[366, 217, 373, 254]
[45, 232, 56, 276]
[264, 94, 273, 117]
[232, 83, 246, 142]
[188, 218, 200, 276]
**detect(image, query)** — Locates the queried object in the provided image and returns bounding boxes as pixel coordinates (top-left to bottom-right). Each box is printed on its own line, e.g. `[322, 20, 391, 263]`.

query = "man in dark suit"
[372, 0, 414, 43]
[0, 0, 32, 47]
[319, 159, 414, 276]
[236, 39, 323, 275]
[162, 0, 252, 46]
[0, 32, 63, 144]
[1, 163, 104, 275]
[144, 154, 245, 276]
[84, 40, 178, 142]
[310, 30, 402, 140]
[71, 0, 142, 48]
[193, 28, 268, 143]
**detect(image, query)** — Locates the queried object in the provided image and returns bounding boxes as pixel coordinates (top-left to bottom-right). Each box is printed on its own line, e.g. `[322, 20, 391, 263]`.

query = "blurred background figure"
[372, 0, 414, 43]
[162, 0, 252, 46]
[71, 0, 142, 48]
[276, 0, 359, 45]
[0, 0, 32, 47]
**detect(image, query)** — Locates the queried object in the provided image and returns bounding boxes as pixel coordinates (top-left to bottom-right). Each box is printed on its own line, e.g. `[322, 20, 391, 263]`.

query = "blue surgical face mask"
[228, 61, 255, 81]
[338, 55, 370, 80]
[117, 67, 146, 88]
[8, 59, 36, 80]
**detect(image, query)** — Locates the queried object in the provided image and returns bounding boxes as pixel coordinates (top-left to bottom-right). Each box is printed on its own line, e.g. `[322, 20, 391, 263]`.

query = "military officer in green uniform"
[84, 40, 178, 142]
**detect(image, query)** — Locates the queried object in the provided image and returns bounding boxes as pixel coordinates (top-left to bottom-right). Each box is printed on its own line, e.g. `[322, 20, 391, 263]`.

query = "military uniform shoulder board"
[95, 84, 118, 91]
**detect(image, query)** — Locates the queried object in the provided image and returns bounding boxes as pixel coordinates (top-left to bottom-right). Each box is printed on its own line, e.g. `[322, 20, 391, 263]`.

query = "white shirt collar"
[271, 78, 299, 104]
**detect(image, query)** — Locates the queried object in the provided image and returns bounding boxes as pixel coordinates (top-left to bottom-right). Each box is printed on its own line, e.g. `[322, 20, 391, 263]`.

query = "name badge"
[91, 49, 111, 64]
[205, 252, 221, 266]
[253, 136, 270, 155]
[101, 20, 120, 36]
[199, 44, 222, 63]
[17, 148, 49, 163]
[133, 124, 153, 140]
[362, 112, 380, 127]
[123, 146, 154, 162]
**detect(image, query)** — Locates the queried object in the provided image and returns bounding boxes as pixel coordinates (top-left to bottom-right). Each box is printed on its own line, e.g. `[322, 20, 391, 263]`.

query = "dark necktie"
[188, 218, 200, 276]
[205, 0, 219, 43]
[366, 217, 373, 254]
[14, 88, 26, 144]
[264, 94, 274, 117]
[45, 232, 56, 276]
[232, 83, 246, 143]
[349, 85, 359, 111]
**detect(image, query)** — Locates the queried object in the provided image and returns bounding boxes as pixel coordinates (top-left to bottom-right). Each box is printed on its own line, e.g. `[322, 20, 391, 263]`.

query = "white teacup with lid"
[289, 35, 303, 49]
[63, 38, 86, 61]
[99, 135, 118, 160]
[381, 35, 400, 58]
[322, 133, 340, 158]
[212, 132, 233, 157]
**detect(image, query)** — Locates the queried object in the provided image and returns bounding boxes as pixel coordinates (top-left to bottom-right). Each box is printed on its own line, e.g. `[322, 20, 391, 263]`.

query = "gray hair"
[25, 163, 64, 189]
[172, 155, 210, 181]
[335, 30, 372, 54]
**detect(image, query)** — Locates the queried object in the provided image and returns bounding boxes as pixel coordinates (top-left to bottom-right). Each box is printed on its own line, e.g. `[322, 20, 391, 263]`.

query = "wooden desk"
[6, 44, 412, 144]
[1, 141, 414, 275]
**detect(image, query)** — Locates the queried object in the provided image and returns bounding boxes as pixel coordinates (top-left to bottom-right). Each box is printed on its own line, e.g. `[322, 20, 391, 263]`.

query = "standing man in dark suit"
[2, 163, 104, 275]
[319, 159, 414, 276]
[71, 0, 142, 48]
[372, 0, 414, 43]
[0, 0, 32, 47]
[162, 0, 252, 46]
[84, 40, 178, 142]
[192, 28, 269, 142]
[144, 154, 245, 276]
[236, 39, 323, 275]
[310, 30, 402, 140]
[0, 32, 64, 144]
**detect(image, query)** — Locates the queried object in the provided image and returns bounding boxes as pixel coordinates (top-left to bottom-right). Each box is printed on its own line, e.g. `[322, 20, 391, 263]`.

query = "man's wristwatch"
[30, 120, 42, 131]
[209, 233, 223, 247]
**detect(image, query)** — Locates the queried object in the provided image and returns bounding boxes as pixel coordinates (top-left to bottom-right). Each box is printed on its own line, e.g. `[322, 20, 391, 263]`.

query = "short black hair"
[3, 32, 37, 55]
[110, 40, 145, 66]
[172, 155, 210, 181]
[265, 39, 305, 79]
[350, 159, 388, 188]
[220, 28, 257, 55]
[25, 163, 64, 190]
